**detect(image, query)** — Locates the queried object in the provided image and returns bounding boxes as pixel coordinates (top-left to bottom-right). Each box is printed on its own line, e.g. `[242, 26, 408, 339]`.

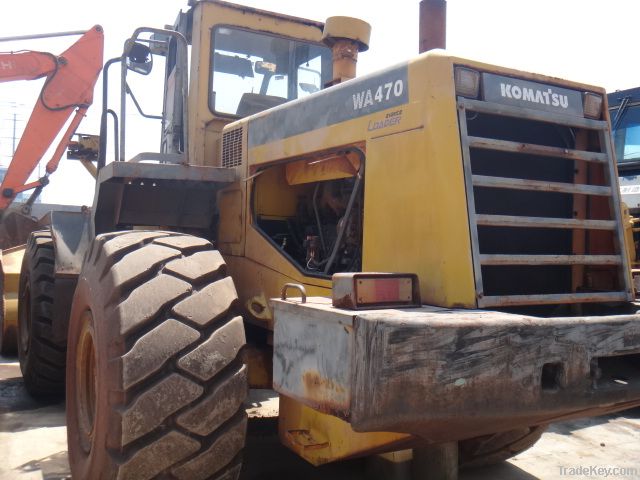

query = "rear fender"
[49, 210, 92, 344]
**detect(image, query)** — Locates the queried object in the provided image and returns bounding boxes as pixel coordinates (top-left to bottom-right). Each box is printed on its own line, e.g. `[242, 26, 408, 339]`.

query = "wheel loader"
[608, 87, 640, 293]
[7, 0, 640, 478]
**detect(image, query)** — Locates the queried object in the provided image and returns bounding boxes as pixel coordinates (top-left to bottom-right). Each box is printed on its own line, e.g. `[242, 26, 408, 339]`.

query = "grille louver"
[457, 97, 632, 308]
[222, 126, 243, 168]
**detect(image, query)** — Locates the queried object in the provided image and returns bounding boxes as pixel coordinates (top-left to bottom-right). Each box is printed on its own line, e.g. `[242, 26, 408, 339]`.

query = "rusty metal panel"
[272, 297, 640, 443]
[272, 298, 354, 419]
[349, 308, 640, 440]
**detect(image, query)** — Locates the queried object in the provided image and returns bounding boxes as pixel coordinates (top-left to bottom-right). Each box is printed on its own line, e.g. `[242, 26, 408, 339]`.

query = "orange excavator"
[0, 25, 103, 246]
[0, 27, 103, 354]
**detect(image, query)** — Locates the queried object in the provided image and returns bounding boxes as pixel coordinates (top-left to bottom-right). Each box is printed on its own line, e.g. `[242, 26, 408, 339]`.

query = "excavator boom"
[0, 27, 104, 355]
[0, 25, 103, 209]
[0, 50, 56, 82]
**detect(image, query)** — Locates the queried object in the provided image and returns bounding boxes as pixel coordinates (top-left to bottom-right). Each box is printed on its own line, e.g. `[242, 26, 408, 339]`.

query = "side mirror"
[126, 42, 153, 75]
[299, 82, 319, 94]
[214, 52, 253, 78]
[255, 61, 277, 76]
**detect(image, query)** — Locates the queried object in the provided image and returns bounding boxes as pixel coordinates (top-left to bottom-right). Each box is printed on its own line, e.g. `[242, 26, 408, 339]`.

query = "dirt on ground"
[1, 355, 639, 480]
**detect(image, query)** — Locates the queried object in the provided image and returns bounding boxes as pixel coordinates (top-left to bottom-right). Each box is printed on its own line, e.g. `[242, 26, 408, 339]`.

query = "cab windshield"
[611, 102, 640, 165]
[210, 26, 332, 118]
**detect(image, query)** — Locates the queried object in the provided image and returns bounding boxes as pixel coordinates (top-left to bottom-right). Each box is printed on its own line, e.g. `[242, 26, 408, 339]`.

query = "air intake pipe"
[322, 16, 371, 86]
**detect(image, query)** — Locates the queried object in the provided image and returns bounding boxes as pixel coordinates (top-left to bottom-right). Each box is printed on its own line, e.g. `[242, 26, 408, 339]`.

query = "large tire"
[458, 425, 547, 468]
[17, 231, 67, 397]
[66, 231, 248, 480]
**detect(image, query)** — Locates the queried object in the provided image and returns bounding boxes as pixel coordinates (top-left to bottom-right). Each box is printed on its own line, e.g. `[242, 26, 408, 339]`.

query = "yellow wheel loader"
[10, 1, 640, 478]
[609, 87, 640, 294]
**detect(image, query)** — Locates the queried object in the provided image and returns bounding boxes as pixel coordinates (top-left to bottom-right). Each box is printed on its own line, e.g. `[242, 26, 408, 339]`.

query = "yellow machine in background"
[622, 203, 640, 292]
[7, 1, 640, 479]
[0, 246, 23, 353]
[608, 88, 640, 294]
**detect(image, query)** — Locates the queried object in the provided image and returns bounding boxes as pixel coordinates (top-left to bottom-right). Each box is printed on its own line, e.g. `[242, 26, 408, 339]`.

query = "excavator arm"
[0, 50, 57, 81]
[0, 27, 103, 355]
[0, 25, 104, 210]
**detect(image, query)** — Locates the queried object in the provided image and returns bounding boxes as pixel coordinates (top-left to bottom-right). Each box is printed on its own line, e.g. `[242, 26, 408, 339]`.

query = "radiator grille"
[457, 97, 632, 308]
[222, 126, 243, 168]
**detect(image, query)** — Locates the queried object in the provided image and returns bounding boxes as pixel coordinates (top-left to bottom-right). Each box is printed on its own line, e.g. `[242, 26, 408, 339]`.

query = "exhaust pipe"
[419, 0, 446, 53]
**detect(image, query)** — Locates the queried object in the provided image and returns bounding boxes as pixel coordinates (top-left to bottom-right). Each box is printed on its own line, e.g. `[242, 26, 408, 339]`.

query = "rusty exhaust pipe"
[419, 0, 446, 53]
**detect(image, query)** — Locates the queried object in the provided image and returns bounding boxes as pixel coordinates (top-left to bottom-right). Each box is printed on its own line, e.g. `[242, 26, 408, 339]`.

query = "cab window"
[210, 26, 332, 118]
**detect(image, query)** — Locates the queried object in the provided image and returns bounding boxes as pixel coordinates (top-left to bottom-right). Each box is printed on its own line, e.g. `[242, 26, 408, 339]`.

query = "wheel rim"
[76, 311, 97, 454]
[18, 284, 30, 354]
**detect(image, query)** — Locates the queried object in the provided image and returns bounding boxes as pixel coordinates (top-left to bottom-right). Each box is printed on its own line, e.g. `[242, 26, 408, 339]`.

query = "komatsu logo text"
[482, 73, 583, 116]
[500, 83, 569, 109]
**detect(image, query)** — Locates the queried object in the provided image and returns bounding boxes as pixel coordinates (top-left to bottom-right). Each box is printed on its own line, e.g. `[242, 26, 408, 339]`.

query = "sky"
[1, 0, 640, 205]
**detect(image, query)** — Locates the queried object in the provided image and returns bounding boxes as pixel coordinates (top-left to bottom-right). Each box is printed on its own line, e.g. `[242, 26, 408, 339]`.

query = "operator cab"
[210, 26, 332, 118]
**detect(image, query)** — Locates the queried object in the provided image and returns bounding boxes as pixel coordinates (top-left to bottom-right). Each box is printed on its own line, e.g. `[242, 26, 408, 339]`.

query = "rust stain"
[303, 370, 346, 395]
[301, 370, 350, 419]
[333, 294, 356, 309]
[285, 429, 330, 450]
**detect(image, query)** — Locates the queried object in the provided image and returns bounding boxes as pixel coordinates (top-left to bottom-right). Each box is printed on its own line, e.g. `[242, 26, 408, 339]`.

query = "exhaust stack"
[419, 0, 446, 53]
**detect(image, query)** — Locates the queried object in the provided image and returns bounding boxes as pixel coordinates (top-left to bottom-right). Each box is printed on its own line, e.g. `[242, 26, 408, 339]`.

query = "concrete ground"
[1, 354, 639, 480]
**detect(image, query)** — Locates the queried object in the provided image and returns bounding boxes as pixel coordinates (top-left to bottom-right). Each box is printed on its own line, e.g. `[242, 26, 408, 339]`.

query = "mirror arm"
[119, 27, 188, 161]
[125, 82, 163, 120]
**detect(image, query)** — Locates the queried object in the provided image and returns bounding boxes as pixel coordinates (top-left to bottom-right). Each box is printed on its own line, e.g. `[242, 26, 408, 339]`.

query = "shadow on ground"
[241, 418, 364, 480]
[240, 418, 541, 480]
[0, 375, 63, 417]
[0, 356, 65, 432]
[18, 451, 70, 480]
[461, 462, 539, 480]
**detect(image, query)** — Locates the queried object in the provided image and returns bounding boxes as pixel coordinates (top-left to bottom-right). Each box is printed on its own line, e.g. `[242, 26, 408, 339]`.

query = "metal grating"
[457, 97, 633, 308]
[222, 126, 243, 167]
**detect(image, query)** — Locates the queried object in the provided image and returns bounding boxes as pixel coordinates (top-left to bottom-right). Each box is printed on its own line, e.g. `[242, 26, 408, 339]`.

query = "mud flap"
[49, 209, 92, 342]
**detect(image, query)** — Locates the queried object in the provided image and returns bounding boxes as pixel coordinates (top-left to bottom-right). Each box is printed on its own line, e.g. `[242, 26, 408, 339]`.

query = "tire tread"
[68, 231, 247, 479]
[19, 230, 66, 397]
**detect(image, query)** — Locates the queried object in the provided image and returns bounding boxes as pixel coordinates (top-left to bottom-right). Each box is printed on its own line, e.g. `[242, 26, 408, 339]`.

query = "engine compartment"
[252, 152, 363, 276]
